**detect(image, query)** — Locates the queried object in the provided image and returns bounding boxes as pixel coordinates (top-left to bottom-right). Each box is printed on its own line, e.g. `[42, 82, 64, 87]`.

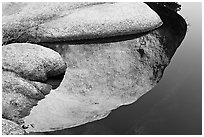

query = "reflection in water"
[30, 122, 115, 135]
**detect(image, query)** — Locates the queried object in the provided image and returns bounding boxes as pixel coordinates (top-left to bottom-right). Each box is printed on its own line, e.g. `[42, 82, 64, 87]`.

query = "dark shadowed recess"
[45, 71, 66, 89]
[38, 31, 150, 46]
[145, 2, 187, 58]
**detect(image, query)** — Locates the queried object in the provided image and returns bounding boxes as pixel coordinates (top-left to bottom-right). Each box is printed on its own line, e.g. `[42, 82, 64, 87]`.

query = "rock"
[2, 71, 52, 124]
[22, 4, 186, 132]
[2, 119, 25, 135]
[23, 28, 169, 132]
[2, 2, 162, 44]
[2, 43, 67, 127]
[3, 43, 67, 81]
[2, 2, 187, 134]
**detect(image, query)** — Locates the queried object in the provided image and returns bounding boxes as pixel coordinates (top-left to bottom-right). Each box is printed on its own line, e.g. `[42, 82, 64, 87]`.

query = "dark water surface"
[42, 3, 202, 135]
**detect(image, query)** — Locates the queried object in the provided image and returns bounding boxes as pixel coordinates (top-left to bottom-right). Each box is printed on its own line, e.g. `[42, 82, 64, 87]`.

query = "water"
[100, 2, 202, 134]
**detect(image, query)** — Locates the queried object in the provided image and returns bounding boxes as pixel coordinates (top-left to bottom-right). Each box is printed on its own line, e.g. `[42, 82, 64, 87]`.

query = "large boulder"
[2, 2, 187, 134]
[2, 2, 162, 44]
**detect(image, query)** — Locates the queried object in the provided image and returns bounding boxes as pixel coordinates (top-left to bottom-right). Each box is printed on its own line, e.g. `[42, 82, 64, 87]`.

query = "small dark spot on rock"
[137, 49, 145, 58]
[22, 124, 29, 129]
[86, 85, 92, 90]
[30, 124, 34, 128]
[10, 100, 18, 106]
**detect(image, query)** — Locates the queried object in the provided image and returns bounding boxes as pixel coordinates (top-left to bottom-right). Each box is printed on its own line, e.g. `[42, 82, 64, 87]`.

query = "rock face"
[3, 43, 67, 81]
[2, 43, 67, 125]
[2, 2, 187, 134]
[2, 119, 25, 135]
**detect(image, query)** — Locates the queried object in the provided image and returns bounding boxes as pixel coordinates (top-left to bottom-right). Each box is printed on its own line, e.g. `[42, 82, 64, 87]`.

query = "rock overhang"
[2, 2, 163, 44]
[2, 2, 187, 47]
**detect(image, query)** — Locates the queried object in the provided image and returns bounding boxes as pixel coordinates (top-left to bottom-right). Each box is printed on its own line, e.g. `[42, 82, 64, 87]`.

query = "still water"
[40, 3, 202, 135]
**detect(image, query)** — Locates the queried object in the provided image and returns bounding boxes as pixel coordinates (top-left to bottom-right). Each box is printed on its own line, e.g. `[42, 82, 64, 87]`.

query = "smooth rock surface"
[2, 2, 162, 44]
